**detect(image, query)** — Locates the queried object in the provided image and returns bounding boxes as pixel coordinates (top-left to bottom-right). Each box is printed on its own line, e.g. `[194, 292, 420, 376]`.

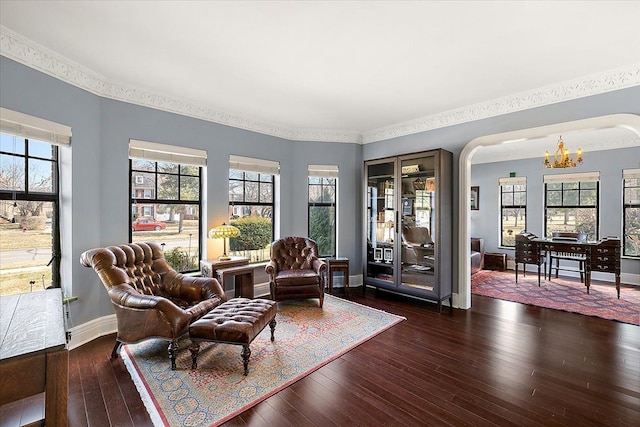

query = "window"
[623, 169, 640, 257]
[499, 177, 526, 247]
[228, 155, 279, 263]
[0, 108, 71, 296]
[308, 165, 338, 257]
[544, 172, 599, 240]
[129, 139, 205, 273]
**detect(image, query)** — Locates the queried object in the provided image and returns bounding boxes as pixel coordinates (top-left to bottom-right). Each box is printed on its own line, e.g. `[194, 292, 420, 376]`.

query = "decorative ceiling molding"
[2, 25, 639, 145]
[362, 65, 640, 144]
[0, 26, 360, 144]
[470, 135, 640, 164]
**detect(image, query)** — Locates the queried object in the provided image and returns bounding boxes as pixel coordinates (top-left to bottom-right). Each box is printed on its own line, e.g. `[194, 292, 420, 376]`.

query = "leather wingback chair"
[265, 237, 328, 307]
[470, 237, 485, 275]
[80, 242, 226, 370]
[401, 225, 435, 266]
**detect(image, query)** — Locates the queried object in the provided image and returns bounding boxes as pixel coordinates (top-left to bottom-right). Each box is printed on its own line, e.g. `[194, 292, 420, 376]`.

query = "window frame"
[499, 177, 527, 248]
[622, 169, 640, 258]
[0, 134, 61, 290]
[308, 175, 337, 257]
[228, 169, 275, 263]
[543, 176, 600, 240]
[129, 159, 203, 273]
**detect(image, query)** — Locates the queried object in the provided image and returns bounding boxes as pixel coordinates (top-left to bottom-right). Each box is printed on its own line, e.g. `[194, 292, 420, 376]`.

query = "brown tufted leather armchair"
[265, 237, 328, 307]
[401, 225, 435, 267]
[80, 242, 226, 370]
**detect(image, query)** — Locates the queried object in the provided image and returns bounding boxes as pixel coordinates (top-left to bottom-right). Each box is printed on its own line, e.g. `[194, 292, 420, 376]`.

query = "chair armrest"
[108, 284, 172, 310]
[265, 260, 278, 280]
[160, 271, 225, 303]
[312, 258, 328, 274]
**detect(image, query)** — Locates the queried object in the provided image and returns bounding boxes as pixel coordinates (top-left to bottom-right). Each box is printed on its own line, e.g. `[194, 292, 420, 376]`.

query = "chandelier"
[543, 136, 583, 168]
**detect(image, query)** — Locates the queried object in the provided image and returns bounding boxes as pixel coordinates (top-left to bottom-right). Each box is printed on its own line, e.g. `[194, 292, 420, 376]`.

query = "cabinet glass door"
[399, 155, 436, 293]
[366, 160, 396, 285]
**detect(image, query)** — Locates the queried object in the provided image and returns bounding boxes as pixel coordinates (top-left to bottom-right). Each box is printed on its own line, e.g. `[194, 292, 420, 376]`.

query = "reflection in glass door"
[399, 155, 436, 292]
[365, 160, 396, 285]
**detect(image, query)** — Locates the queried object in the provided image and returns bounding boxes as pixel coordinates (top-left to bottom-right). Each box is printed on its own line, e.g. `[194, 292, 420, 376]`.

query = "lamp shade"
[209, 222, 240, 260]
[208, 223, 240, 239]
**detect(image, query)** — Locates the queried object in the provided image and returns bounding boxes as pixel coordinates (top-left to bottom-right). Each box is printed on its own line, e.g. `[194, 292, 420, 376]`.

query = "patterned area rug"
[121, 295, 405, 426]
[471, 270, 640, 325]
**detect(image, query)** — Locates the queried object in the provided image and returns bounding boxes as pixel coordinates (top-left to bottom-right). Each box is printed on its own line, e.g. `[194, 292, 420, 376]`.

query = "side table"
[216, 265, 255, 298]
[485, 252, 507, 271]
[327, 257, 350, 296]
[201, 257, 253, 297]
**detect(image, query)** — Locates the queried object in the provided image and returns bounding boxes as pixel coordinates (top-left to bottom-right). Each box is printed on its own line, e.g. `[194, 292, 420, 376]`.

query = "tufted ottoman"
[188, 298, 277, 375]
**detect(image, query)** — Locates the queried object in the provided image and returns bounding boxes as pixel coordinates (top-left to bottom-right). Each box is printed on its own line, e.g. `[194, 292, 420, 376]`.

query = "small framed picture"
[383, 248, 393, 263]
[402, 198, 413, 216]
[374, 248, 383, 262]
[470, 186, 479, 210]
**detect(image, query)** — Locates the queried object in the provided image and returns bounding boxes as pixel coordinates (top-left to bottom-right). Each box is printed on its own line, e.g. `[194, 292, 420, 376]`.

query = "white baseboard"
[68, 313, 117, 350]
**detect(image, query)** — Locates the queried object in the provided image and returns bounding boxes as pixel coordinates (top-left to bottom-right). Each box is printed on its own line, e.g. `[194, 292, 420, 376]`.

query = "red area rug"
[121, 295, 405, 426]
[471, 270, 640, 325]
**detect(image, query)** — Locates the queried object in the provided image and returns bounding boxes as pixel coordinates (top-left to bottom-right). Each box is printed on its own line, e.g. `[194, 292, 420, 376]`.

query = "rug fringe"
[325, 294, 408, 320]
[120, 345, 167, 427]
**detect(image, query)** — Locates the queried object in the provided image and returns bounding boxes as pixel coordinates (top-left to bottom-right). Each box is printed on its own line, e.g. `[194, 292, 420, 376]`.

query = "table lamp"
[208, 222, 240, 260]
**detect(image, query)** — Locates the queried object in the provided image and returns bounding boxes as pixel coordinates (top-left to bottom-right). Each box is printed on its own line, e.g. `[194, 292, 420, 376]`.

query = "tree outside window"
[308, 176, 336, 257]
[130, 159, 202, 272]
[623, 170, 640, 257]
[228, 169, 274, 262]
[544, 179, 599, 241]
[499, 178, 526, 247]
[0, 133, 60, 295]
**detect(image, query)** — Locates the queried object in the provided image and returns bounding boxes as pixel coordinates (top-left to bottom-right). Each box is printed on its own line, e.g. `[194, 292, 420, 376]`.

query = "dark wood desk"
[529, 237, 622, 298]
[0, 289, 68, 426]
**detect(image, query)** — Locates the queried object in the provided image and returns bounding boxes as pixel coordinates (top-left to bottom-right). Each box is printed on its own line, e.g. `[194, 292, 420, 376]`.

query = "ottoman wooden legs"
[189, 298, 277, 375]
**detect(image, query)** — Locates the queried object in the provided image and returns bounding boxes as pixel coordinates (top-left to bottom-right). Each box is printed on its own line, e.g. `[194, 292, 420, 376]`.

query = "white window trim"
[308, 164, 339, 178]
[129, 139, 206, 166]
[0, 107, 71, 145]
[543, 171, 600, 183]
[622, 168, 640, 179]
[498, 176, 527, 186]
[229, 154, 280, 175]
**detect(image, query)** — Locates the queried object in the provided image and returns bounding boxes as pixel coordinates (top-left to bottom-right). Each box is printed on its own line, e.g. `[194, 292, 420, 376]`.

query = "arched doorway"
[456, 114, 640, 309]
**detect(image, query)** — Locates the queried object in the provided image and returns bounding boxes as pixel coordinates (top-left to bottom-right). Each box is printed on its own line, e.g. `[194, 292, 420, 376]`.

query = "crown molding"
[2, 25, 639, 145]
[362, 64, 640, 144]
[0, 26, 360, 144]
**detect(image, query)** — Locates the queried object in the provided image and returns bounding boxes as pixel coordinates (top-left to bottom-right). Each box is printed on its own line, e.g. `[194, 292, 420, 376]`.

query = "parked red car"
[132, 218, 166, 231]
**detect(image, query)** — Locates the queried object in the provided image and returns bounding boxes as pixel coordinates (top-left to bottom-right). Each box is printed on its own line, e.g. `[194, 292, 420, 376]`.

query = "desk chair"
[548, 232, 587, 282]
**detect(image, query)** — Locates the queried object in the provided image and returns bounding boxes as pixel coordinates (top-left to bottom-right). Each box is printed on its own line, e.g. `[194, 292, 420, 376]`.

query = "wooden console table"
[0, 289, 68, 426]
[201, 257, 254, 298]
[216, 265, 255, 298]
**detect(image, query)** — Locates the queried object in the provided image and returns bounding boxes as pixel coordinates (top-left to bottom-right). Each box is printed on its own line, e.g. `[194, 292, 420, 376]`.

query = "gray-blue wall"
[0, 57, 361, 327]
[362, 86, 640, 290]
[1, 54, 639, 327]
[471, 147, 640, 278]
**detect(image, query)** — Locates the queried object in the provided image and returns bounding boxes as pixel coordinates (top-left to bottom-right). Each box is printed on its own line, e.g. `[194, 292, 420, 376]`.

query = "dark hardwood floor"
[66, 286, 639, 427]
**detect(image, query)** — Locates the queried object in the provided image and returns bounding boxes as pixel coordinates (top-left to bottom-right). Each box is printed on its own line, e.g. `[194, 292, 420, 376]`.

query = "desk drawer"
[593, 246, 616, 256]
[546, 244, 588, 254]
[591, 262, 617, 272]
[591, 255, 617, 271]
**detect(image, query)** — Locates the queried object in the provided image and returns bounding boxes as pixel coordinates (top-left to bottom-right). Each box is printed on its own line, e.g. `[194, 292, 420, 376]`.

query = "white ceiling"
[1, 1, 640, 144]
[470, 127, 639, 164]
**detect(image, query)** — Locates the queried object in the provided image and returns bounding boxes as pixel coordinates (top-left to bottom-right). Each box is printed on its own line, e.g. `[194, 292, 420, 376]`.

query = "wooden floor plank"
[65, 283, 639, 426]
